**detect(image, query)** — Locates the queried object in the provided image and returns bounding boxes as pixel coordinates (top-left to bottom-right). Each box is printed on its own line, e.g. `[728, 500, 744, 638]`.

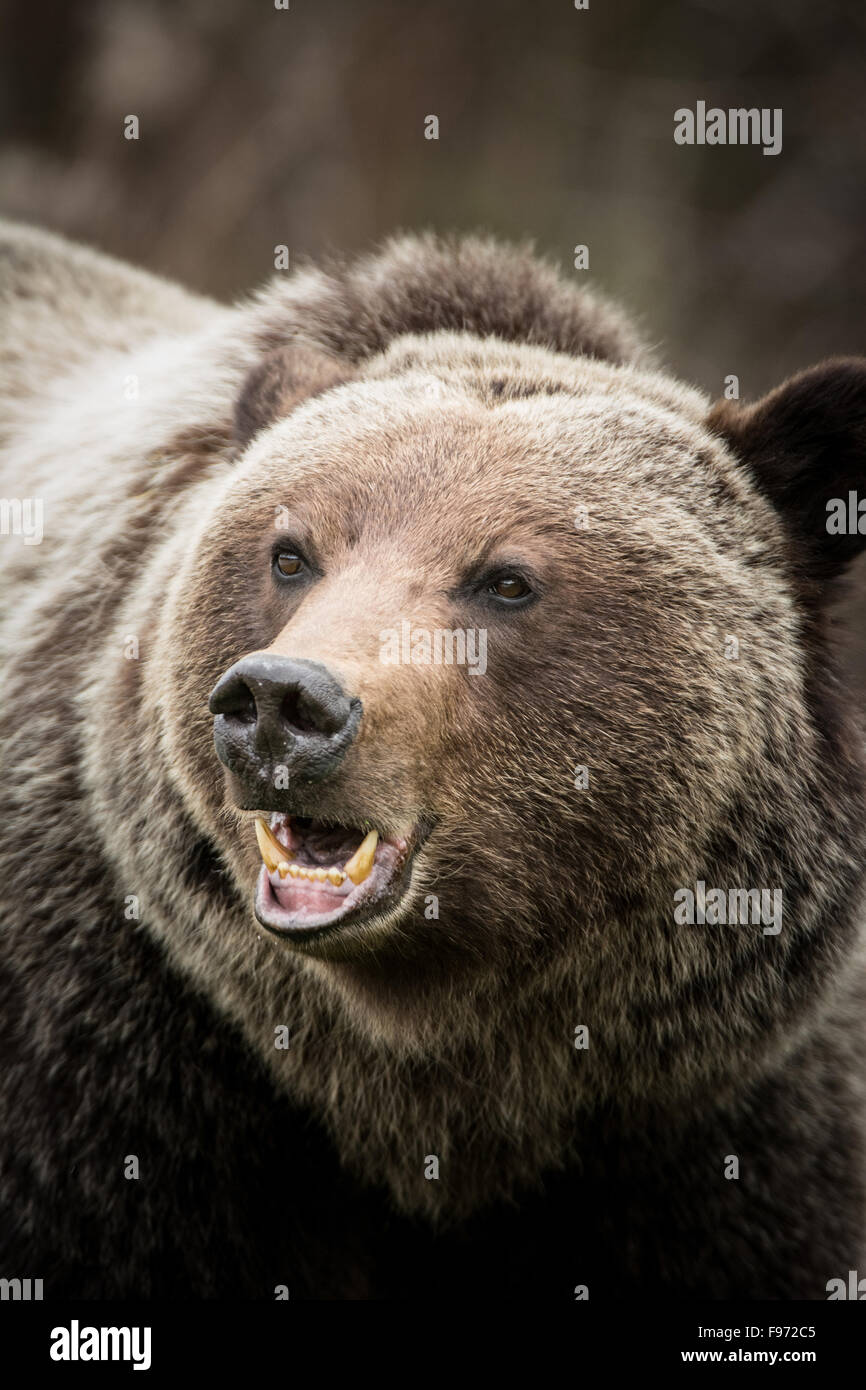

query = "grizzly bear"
[1, 219, 865, 1300]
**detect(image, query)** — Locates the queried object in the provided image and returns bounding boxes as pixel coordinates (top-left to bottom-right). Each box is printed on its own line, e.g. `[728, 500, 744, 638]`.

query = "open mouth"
[252, 813, 416, 941]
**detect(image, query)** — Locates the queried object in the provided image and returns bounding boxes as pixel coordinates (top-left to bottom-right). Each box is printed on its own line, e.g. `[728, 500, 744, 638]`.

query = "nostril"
[281, 687, 323, 736]
[223, 685, 257, 725]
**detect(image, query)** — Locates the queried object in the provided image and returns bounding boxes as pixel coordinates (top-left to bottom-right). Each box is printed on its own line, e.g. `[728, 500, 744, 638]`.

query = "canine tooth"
[277, 861, 291, 878]
[327, 868, 344, 886]
[255, 818, 287, 873]
[344, 830, 379, 885]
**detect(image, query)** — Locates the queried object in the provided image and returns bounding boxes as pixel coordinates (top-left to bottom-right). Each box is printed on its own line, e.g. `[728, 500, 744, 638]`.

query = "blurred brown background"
[2, 0, 865, 396]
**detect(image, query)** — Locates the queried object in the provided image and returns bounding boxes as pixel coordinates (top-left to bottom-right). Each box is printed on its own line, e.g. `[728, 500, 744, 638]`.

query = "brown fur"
[1, 219, 865, 1294]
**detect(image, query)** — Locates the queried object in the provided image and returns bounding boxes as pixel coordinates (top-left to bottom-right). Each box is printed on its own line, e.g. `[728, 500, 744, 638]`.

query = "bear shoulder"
[0, 219, 217, 444]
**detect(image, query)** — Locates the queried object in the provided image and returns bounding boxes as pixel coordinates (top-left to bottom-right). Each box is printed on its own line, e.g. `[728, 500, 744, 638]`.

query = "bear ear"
[706, 358, 866, 583]
[234, 343, 355, 448]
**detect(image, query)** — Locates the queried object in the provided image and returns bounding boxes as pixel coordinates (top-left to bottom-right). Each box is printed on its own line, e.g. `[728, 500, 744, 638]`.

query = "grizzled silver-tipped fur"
[1, 219, 865, 1298]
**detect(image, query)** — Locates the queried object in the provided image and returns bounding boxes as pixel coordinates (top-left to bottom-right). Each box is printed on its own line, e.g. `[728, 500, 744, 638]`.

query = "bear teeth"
[255, 818, 289, 873]
[254, 816, 378, 886]
[344, 830, 379, 884]
[284, 865, 346, 884]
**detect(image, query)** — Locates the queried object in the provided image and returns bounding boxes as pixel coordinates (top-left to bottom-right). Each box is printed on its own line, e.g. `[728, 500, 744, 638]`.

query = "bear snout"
[209, 653, 362, 791]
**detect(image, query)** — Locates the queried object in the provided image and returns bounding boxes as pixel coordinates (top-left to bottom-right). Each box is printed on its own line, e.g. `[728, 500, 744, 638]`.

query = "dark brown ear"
[707, 357, 866, 582]
[234, 343, 355, 447]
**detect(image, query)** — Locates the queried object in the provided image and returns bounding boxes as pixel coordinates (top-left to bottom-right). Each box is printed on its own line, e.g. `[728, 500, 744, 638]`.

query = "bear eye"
[489, 574, 532, 603]
[274, 551, 305, 578]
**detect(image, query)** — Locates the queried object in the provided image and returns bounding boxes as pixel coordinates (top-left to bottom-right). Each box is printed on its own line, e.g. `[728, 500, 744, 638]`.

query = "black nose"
[209, 654, 361, 796]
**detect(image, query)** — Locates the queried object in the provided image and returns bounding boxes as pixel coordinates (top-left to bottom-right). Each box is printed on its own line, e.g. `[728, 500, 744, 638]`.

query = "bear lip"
[252, 812, 416, 941]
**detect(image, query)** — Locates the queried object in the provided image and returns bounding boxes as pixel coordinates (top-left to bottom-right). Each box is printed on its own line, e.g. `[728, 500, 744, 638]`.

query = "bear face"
[167, 341, 789, 971]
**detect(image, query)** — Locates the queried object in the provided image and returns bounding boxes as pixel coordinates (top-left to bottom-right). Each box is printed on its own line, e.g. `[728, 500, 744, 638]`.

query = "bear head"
[83, 239, 866, 1215]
